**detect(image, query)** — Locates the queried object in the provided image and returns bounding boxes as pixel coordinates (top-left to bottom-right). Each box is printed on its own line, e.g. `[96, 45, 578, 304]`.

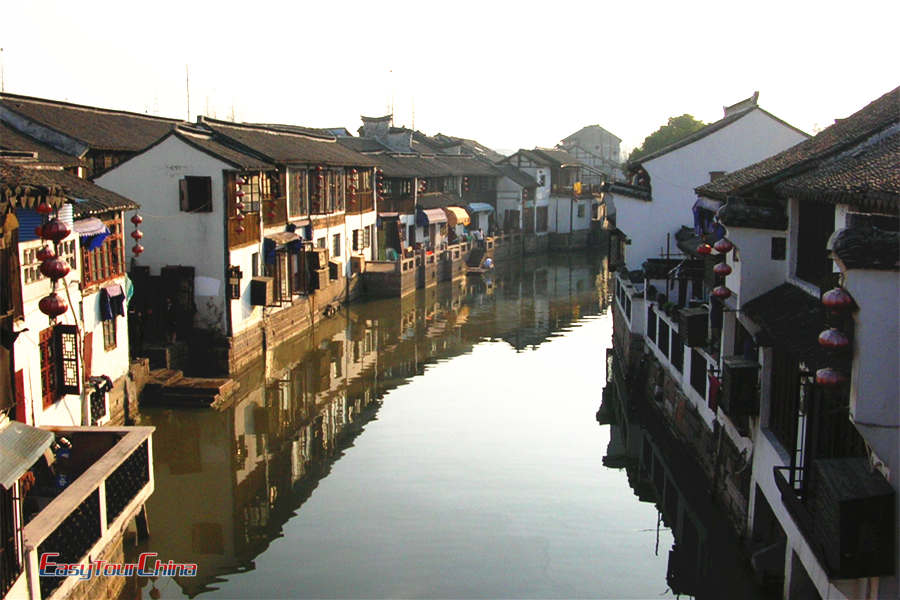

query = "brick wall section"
[108, 359, 149, 426]
[228, 277, 346, 374]
[633, 347, 750, 538]
[63, 534, 127, 600]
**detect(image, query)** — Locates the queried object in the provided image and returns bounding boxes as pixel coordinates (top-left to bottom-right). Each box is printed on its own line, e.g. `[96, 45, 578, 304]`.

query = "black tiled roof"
[200, 118, 375, 167]
[0, 161, 137, 216]
[716, 197, 787, 230]
[417, 192, 461, 210]
[741, 283, 826, 368]
[773, 132, 899, 213]
[829, 226, 899, 270]
[603, 181, 651, 201]
[368, 154, 453, 178]
[172, 128, 273, 170]
[0, 160, 67, 209]
[697, 87, 899, 201]
[0, 122, 87, 168]
[495, 164, 537, 188]
[38, 168, 139, 216]
[0, 92, 181, 152]
[435, 155, 502, 177]
[336, 137, 390, 153]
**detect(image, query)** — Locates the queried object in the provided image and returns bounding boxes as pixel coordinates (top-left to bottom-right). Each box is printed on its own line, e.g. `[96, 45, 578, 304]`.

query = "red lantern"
[131, 230, 143, 240]
[39, 258, 71, 280]
[132, 244, 144, 255]
[822, 287, 853, 312]
[235, 213, 245, 222]
[818, 328, 850, 350]
[815, 367, 847, 387]
[236, 190, 245, 198]
[36, 245, 55, 261]
[36, 202, 53, 215]
[351, 169, 357, 175]
[42, 218, 71, 242]
[712, 286, 732, 299]
[39, 293, 68, 317]
[713, 238, 734, 253]
[268, 211, 276, 218]
[130, 214, 143, 225]
[34, 225, 44, 238]
[236, 202, 245, 212]
[697, 243, 712, 255]
[235, 225, 245, 234]
[713, 262, 732, 276]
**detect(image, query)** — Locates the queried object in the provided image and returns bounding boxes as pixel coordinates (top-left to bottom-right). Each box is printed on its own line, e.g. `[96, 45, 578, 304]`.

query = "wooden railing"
[22, 427, 154, 600]
[346, 191, 375, 214]
[228, 213, 260, 250]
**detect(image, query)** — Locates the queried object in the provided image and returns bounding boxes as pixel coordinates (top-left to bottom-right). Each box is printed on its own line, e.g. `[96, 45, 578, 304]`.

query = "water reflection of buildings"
[600, 348, 767, 600]
[134, 254, 608, 597]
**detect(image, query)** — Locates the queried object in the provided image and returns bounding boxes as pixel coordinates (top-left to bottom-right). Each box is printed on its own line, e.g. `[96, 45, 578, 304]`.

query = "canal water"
[125, 253, 766, 599]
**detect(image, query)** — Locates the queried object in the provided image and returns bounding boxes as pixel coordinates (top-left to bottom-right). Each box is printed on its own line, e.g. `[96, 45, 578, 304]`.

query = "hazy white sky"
[2, 0, 897, 155]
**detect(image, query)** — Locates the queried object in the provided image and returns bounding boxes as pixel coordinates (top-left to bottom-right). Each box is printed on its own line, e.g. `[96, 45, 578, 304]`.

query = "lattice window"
[82, 218, 124, 286]
[102, 318, 117, 351]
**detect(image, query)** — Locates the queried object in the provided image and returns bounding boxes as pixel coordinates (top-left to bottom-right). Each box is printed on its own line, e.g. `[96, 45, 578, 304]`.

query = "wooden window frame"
[102, 318, 117, 351]
[81, 217, 125, 287]
[40, 324, 80, 408]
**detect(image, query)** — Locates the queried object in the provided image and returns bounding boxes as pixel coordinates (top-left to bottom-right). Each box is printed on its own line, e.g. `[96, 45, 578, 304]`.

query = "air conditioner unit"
[720, 356, 759, 419]
[250, 277, 275, 306]
[806, 457, 895, 578]
[310, 268, 329, 290]
[350, 255, 366, 274]
[678, 306, 708, 347]
[328, 260, 342, 281]
[307, 247, 329, 270]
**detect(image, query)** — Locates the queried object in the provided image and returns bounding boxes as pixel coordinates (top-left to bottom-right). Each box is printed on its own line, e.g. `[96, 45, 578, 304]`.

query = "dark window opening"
[180, 176, 213, 212]
[771, 237, 786, 260]
[690, 349, 707, 399]
[795, 200, 834, 287]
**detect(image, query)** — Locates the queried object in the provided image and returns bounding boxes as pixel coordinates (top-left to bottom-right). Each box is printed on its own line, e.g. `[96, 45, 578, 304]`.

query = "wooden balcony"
[262, 195, 288, 227]
[228, 212, 260, 250]
[20, 426, 154, 600]
[347, 190, 375, 214]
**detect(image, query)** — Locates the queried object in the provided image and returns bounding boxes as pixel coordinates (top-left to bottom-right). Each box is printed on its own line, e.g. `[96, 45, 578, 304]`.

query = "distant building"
[604, 93, 809, 270]
[557, 124, 622, 184]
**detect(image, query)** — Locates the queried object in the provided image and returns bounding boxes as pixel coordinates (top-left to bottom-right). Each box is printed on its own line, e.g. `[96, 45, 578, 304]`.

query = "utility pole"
[1, 48, 5, 93]
[185, 65, 191, 122]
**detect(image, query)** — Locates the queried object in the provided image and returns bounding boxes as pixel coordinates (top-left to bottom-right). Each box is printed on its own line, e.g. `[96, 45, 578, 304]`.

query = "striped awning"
[468, 202, 494, 213]
[73, 217, 109, 237]
[443, 206, 470, 227]
[0, 421, 55, 490]
[417, 208, 447, 226]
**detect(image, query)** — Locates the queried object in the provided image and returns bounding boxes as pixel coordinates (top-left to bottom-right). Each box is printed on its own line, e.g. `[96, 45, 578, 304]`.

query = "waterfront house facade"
[695, 86, 899, 600]
[2, 157, 140, 428]
[603, 93, 809, 270]
[607, 86, 898, 600]
[1, 160, 155, 600]
[96, 120, 378, 374]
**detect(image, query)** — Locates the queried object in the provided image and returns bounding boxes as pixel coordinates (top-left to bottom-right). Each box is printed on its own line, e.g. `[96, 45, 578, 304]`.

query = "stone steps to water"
[142, 368, 238, 409]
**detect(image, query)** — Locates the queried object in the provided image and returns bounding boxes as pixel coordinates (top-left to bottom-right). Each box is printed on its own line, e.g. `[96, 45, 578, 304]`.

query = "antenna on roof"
[185, 65, 191, 122]
[411, 97, 415, 131]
